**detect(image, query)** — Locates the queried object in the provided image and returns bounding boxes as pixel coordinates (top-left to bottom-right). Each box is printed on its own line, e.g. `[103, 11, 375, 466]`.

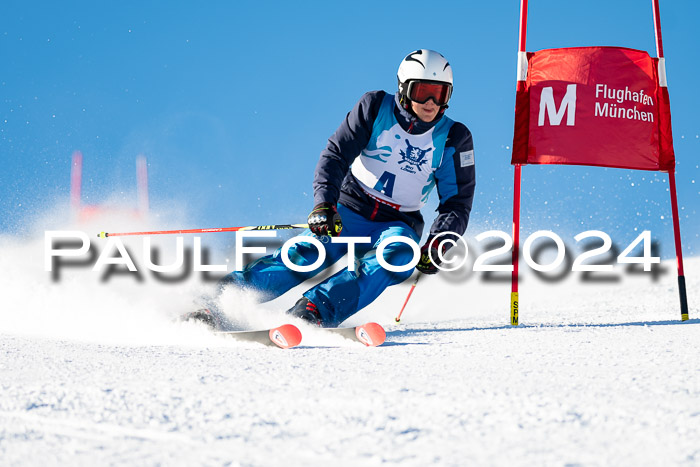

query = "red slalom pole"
[652, 0, 688, 320]
[652, 0, 665, 58]
[511, 165, 522, 326]
[395, 273, 421, 323]
[668, 170, 689, 320]
[510, 0, 528, 326]
[516, 0, 529, 95]
[97, 223, 309, 238]
[518, 0, 528, 54]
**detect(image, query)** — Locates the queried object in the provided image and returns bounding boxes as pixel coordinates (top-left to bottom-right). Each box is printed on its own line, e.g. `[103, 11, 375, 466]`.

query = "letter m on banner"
[509, 0, 688, 326]
[538, 84, 576, 127]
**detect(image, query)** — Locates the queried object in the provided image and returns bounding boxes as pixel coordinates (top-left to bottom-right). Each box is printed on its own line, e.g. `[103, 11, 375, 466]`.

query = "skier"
[190, 49, 475, 329]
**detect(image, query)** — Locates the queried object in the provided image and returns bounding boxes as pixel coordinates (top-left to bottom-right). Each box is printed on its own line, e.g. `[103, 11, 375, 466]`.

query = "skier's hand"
[416, 240, 442, 275]
[308, 203, 343, 237]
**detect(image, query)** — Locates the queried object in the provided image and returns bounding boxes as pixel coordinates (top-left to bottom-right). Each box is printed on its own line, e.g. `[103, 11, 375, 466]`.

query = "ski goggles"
[407, 80, 452, 106]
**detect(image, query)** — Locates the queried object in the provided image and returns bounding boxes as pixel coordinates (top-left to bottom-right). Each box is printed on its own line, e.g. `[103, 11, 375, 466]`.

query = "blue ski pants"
[218, 204, 419, 326]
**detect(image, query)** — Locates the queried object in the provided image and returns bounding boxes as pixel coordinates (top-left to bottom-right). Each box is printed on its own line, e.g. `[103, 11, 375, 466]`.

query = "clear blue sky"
[2, 0, 699, 257]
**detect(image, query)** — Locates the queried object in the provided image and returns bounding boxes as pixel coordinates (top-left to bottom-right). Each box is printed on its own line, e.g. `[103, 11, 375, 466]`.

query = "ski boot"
[286, 297, 323, 327]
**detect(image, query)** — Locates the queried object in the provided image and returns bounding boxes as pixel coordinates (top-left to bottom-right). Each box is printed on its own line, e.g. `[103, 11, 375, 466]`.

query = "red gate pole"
[652, 0, 665, 58]
[668, 171, 689, 320]
[652, 0, 689, 320]
[511, 0, 528, 326]
[511, 165, 522, 326]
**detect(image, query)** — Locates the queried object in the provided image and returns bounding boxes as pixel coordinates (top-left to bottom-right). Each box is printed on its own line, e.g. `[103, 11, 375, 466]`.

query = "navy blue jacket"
[313, 91, 475, 239]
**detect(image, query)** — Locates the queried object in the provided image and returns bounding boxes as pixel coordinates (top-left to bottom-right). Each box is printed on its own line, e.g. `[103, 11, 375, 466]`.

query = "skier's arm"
[313, 91, 384, 206]
[429, 123, 476, 240]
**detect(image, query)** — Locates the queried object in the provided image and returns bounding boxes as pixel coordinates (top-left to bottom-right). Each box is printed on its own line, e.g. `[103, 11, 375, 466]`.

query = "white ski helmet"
[397, 49, 453, 107]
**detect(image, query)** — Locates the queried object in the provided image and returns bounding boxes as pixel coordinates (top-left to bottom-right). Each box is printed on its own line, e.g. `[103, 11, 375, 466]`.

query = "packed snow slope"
[1, 217, 699, 466]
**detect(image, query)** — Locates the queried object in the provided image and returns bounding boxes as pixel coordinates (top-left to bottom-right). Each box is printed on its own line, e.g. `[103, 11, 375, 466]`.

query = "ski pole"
[97, 223, 309, 238]
[395, 273, 422, 323]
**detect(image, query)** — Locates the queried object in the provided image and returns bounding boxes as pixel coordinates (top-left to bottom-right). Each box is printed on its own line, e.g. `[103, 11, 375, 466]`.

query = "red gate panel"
[511, 46, 674, 171]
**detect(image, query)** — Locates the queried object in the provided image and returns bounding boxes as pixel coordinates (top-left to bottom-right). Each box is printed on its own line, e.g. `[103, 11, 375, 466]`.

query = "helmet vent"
[404, 50, 425, 68]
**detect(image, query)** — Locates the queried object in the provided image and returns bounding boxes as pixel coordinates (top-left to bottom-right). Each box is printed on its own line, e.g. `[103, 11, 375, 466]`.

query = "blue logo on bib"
[399, 139, 430, 173]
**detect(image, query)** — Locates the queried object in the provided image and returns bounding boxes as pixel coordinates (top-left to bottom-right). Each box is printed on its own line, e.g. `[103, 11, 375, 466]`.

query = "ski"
[181, 309, 384, 347]
[181, 309, 301, 349]
[215, 324, 302, 349]
[324, 322, 386, 347]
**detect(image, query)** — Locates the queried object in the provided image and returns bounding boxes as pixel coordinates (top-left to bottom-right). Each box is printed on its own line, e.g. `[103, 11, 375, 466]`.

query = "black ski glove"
[308, 203, 343, 237]
[416, 240, 443, 275]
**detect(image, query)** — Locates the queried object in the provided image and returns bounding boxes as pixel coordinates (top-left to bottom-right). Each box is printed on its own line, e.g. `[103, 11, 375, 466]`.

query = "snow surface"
[1, 216, 699, 466]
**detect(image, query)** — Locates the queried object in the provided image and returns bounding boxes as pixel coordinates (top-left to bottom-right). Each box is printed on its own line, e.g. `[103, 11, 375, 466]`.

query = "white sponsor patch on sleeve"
[460, 150, 474, 167]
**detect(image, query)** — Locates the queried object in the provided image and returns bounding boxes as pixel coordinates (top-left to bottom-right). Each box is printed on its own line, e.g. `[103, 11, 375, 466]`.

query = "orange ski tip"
[269, 324, 302, 349]
[355, 322, 386, 347]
